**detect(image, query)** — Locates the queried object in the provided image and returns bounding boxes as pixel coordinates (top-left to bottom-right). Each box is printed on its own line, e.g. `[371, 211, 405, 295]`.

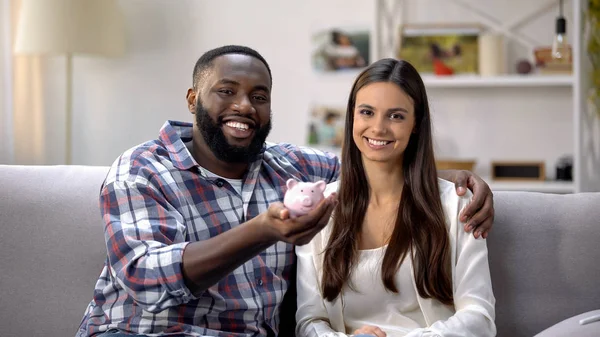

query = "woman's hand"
[353, 325, 386, 337]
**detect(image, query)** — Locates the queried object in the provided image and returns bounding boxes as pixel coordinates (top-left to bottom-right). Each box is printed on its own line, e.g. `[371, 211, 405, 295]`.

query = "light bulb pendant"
[551, 1, 570, 64]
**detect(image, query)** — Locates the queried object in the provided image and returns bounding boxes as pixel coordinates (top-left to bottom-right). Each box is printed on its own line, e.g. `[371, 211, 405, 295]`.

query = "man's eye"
[219, 89, 233, 95]
[253, 95, 268, 101]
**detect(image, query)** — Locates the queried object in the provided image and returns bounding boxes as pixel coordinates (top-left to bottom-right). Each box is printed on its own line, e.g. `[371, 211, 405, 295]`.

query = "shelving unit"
[426, 72, 576, 194]
[371, 0, 600, 194]
[422, 74, 573, 88]
[316, 72, 573, 88]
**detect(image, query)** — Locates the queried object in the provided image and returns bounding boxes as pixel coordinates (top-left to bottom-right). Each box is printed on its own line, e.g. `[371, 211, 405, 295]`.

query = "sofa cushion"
[0, 165, 110, 337]
[488, 191, 600, 337]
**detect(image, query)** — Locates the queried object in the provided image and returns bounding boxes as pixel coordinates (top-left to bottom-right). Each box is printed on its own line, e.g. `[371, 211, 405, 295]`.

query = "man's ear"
[186, 88, 196, 114]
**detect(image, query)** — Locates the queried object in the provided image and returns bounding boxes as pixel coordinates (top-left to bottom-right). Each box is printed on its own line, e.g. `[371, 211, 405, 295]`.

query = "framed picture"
[397, 24, 482, 75]
[312, 27, 370, 72]
[306, 105, 346, 151]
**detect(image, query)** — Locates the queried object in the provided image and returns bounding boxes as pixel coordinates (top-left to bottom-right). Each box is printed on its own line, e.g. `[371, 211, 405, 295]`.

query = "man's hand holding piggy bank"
[283, 179, 326, 218]
[258, 179, 337, 246]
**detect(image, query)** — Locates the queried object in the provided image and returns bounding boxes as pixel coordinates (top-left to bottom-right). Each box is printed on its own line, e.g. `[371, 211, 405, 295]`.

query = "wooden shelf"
[489, 180, 574, 193]
[423, 75, 574, 88]
[315, 72, 574, 88]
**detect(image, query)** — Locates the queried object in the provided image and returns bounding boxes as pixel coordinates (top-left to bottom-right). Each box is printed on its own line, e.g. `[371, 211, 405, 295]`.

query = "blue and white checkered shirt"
[76, 120, 340, 337]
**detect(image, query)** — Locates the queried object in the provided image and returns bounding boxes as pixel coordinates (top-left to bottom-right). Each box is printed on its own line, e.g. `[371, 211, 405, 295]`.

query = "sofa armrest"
[534, 310, 600, 337]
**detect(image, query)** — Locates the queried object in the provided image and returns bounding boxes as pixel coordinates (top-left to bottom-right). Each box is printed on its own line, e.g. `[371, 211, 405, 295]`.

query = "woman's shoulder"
[437, 177, 473, 204]
[437, 178, 473, 231]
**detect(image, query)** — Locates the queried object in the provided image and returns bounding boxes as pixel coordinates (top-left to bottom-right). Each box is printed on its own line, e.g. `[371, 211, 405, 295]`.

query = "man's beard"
[195, 102, 271, 164]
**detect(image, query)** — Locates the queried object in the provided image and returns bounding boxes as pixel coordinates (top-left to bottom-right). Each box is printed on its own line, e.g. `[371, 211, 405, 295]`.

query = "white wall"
[40, 0, 575, 180]
[68, 0, 376, 166]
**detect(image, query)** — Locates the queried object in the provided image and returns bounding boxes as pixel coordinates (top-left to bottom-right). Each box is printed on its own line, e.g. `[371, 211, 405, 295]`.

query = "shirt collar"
[158, 120, 198, 170]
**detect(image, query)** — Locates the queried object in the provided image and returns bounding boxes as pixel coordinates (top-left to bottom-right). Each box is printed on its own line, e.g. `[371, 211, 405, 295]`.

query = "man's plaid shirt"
[76, 120, 340, 337]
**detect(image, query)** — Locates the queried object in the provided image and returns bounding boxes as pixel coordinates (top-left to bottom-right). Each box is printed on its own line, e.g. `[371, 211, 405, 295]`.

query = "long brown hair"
[321, 58, 453, 305]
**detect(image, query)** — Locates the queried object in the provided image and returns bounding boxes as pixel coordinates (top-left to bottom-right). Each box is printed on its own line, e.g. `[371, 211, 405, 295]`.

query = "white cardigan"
[295, 179, 496, 337]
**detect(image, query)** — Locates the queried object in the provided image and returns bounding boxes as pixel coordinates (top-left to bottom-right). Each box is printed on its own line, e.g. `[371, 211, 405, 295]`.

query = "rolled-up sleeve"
[101, 179, 197, 313]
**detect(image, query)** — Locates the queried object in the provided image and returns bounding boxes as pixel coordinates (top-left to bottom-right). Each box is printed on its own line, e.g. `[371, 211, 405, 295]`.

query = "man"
[76, 45, 494, 337]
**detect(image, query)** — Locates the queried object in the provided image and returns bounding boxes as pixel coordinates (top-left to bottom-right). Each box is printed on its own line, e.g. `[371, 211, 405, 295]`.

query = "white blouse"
[295, 179, 496, 337]
[342, 245, 426, 336]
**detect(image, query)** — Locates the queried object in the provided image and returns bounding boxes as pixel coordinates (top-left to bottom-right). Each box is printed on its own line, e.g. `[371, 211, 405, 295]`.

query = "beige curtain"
[8, 0, 125, 165]
[0, 0, 14, 164]
[11, 0, 51, 164]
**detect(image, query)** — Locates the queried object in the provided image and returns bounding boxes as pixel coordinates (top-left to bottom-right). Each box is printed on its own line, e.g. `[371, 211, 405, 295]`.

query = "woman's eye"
[359, 109, 372, 116]
[391, 113, 405, 120]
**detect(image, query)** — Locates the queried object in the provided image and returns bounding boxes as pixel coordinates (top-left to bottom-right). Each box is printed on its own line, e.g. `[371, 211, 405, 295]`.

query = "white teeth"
[368, 138, 388, 146]
[225, 121, 249, 130]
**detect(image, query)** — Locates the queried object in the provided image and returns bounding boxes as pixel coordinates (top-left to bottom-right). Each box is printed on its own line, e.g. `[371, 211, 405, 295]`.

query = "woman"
[295, 58, 496, 337]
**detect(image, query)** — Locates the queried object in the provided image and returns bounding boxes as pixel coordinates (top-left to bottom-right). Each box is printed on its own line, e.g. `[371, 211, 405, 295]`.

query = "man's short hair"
[193, 45, 272, 89]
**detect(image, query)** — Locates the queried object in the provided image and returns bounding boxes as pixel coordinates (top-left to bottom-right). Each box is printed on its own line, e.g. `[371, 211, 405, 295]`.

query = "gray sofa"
[0, 164, 599, 337]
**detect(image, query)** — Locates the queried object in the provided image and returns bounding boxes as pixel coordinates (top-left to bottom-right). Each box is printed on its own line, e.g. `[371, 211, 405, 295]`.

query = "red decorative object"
[433, 58, 454, 75]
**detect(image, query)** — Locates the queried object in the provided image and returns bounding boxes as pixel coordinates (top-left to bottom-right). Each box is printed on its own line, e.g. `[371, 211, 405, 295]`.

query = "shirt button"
[257, 279, 263, 286]
[215, 180, 224, 187]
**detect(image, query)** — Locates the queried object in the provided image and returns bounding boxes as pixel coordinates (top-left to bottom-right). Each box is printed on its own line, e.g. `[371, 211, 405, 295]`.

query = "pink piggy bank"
[283, 179, 326, 218]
